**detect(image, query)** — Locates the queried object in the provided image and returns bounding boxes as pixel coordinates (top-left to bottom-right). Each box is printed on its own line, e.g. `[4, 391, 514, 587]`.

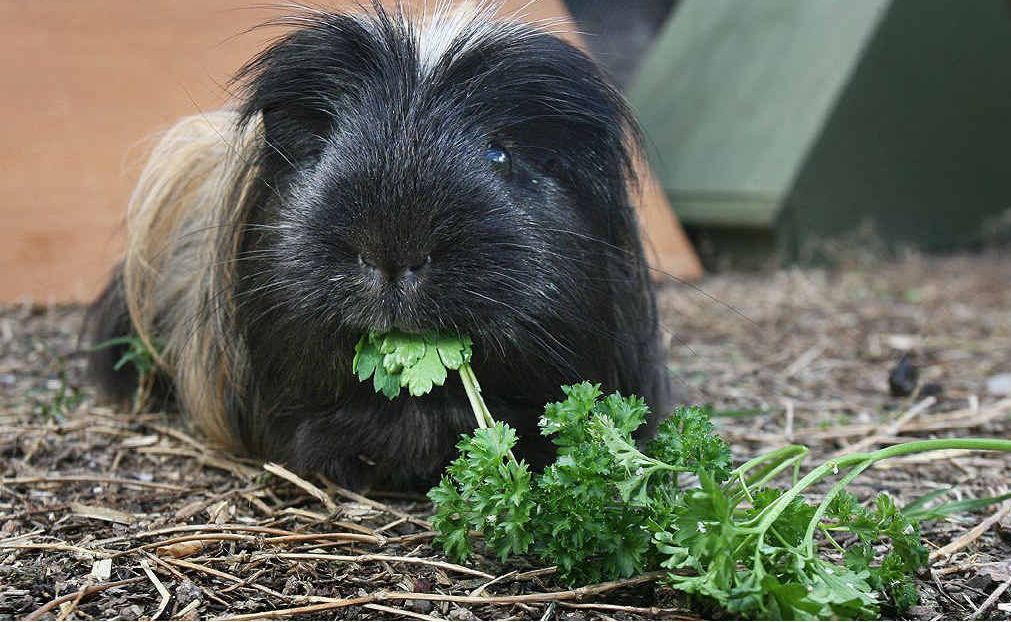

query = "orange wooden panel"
[0, 1, 279, 302]
[0, 1, 698, 303]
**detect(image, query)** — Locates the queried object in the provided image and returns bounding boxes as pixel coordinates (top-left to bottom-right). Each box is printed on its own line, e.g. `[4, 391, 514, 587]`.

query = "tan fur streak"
[121, 110, 260, 449]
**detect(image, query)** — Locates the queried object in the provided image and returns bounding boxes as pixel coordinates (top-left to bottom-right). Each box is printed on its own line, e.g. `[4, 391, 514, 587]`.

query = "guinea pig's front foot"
[285, 403, 467, 492]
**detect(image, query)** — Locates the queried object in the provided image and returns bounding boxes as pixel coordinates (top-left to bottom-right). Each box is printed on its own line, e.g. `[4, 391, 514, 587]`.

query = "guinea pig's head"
[235, 5, 643, 360]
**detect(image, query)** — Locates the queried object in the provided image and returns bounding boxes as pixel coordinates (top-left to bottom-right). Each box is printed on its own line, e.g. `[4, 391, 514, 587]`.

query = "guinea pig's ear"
[233, 12, 391, 168]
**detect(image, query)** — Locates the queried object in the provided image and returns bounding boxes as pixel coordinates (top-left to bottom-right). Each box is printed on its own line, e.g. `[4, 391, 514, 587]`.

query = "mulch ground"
[2, 252, 1009, 620]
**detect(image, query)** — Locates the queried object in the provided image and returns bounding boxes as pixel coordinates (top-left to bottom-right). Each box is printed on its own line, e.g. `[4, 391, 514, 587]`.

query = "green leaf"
[400, 345, 448, 396]
[353, 334, 382, 382]
[353, 331, 471, 399]
[428, 423, 535, 563]
[372, 362, 402, 399]
[903, 489, 1011, 521]
[647, 405, 732, 482]
[383, 332, 426, 372]
[435, 334, 472, 369]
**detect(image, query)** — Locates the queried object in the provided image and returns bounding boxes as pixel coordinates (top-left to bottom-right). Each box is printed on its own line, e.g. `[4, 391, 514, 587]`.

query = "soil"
[2, 253, 1010, 620]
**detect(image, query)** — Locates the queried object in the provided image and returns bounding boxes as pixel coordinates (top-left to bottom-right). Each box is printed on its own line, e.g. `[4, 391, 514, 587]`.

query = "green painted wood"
[782, 0, 1011, 251]
[630, 0, 889, 227]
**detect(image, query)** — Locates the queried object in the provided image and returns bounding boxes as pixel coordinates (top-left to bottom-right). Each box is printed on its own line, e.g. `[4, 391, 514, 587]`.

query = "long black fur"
[87, 5, 673, 490]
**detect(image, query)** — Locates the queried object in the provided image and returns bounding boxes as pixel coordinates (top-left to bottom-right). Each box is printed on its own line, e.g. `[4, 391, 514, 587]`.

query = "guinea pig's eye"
[483, 142, 511, 177]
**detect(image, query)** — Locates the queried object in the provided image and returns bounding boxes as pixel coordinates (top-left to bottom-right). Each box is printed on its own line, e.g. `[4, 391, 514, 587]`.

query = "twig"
[225, 595, 375, 620]
[173, 598, 201, 619]
[139, 559, 172, 620]
[513, 566, 558, 581]
[224, 571, 664, 620]
[236, 552, 494, 579]
[138, 446, 258, 479]
[781, 344, 823, 379]
[934, 559, 1008, 577]
[24, 577, 145, 620]
[160, 557, 291, 602]
[799, 396, 1011, 441]
[161, 556, 246, 583]
[1, 475, 186, 492]
[969, 574, 1011, 620]
[55, 578, 90, 621]
[469, 570, 517, 596]
[278, 507, 329, 522]
[559, 602, 699, 620]
[328, 481, 433, 529]
[829, 396, 936, 459]
[265, 531, 385, 546]
[143, 552, 233, 608]
[930, 501, 1011, 561]
[0, 542, 114, 557]
[363, 603, 442, 621]
[103, 523, 296, 548]
[782, 398, 795, 442]
[263, 462, 339, 514]
[0, 528, 44, 545]
[153, 534, 253, 556]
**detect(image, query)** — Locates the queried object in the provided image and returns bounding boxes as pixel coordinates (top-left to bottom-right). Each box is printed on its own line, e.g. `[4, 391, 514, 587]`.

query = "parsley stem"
[458, 363, 495, 429]
[747, 438, 1011, 537]
[727, 445, 808, 503]
[802, 458, 873, 557]
[458, 362, 517, 463]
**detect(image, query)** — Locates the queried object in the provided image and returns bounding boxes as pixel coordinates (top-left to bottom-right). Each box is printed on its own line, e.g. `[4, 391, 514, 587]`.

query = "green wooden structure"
[630, 0, 1011, 262]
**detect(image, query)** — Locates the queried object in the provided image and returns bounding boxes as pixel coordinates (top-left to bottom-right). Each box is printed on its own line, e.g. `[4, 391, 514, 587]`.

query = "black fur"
[88, 6, 673, 490]
[84, 263, 177, 412]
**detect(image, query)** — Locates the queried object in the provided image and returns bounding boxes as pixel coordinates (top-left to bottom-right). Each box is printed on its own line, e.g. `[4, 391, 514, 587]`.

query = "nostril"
[358, 253, 429, 282]
[407, 255, 432, 274]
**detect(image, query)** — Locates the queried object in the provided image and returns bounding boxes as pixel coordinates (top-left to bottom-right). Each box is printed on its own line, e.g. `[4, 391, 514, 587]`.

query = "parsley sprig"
[352, 331, 1011, 619]
[354, 331, 496, 431]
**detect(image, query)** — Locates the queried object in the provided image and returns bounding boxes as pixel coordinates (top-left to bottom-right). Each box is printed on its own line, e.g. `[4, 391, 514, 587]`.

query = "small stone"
[986, 373, 1011, 396]
[888, 354, 919, 397]
[413, 578, 433, 592]
[448, 606, 475, 620]
[405, 599, 434, 614]
[91, 558, 112, 581]
[885, 334, 920, 351]
[174, 579, 201, 609]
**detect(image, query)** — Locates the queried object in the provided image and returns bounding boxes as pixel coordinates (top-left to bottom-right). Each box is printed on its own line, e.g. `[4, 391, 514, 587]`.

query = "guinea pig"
[84, 2, 674, 490]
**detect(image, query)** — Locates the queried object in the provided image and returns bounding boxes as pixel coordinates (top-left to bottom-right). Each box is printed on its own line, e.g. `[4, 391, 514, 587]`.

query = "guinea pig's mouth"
[364, 313, 429, 335]
[353, 298, 456, 336]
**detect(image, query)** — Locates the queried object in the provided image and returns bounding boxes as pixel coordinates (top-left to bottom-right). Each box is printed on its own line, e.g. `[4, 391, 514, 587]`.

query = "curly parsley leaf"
[647, 405, 732, 483]
[428, 423, 535, 562]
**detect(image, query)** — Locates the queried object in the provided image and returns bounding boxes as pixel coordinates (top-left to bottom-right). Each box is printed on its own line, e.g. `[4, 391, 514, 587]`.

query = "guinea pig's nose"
[358, 253, 431, 283]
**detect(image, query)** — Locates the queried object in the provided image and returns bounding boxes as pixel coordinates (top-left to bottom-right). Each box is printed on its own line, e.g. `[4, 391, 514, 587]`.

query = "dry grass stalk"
[929, 502, 1011, 562]
[223, 571, 665, 620]
[262, 462, 339, 515]
[139, 559, 172, 620]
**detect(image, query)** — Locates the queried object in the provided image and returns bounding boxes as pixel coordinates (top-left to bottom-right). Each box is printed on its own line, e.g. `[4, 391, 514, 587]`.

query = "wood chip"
[70, 503, 136, 525]
[90, 558, 112, 581]
[120, 434, 161, 448]
[156, 540, 208, 559]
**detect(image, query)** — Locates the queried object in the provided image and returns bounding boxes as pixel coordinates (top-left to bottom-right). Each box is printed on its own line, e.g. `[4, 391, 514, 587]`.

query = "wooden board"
[629, 0, 889, 227]
[0, 1, 699, 302]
